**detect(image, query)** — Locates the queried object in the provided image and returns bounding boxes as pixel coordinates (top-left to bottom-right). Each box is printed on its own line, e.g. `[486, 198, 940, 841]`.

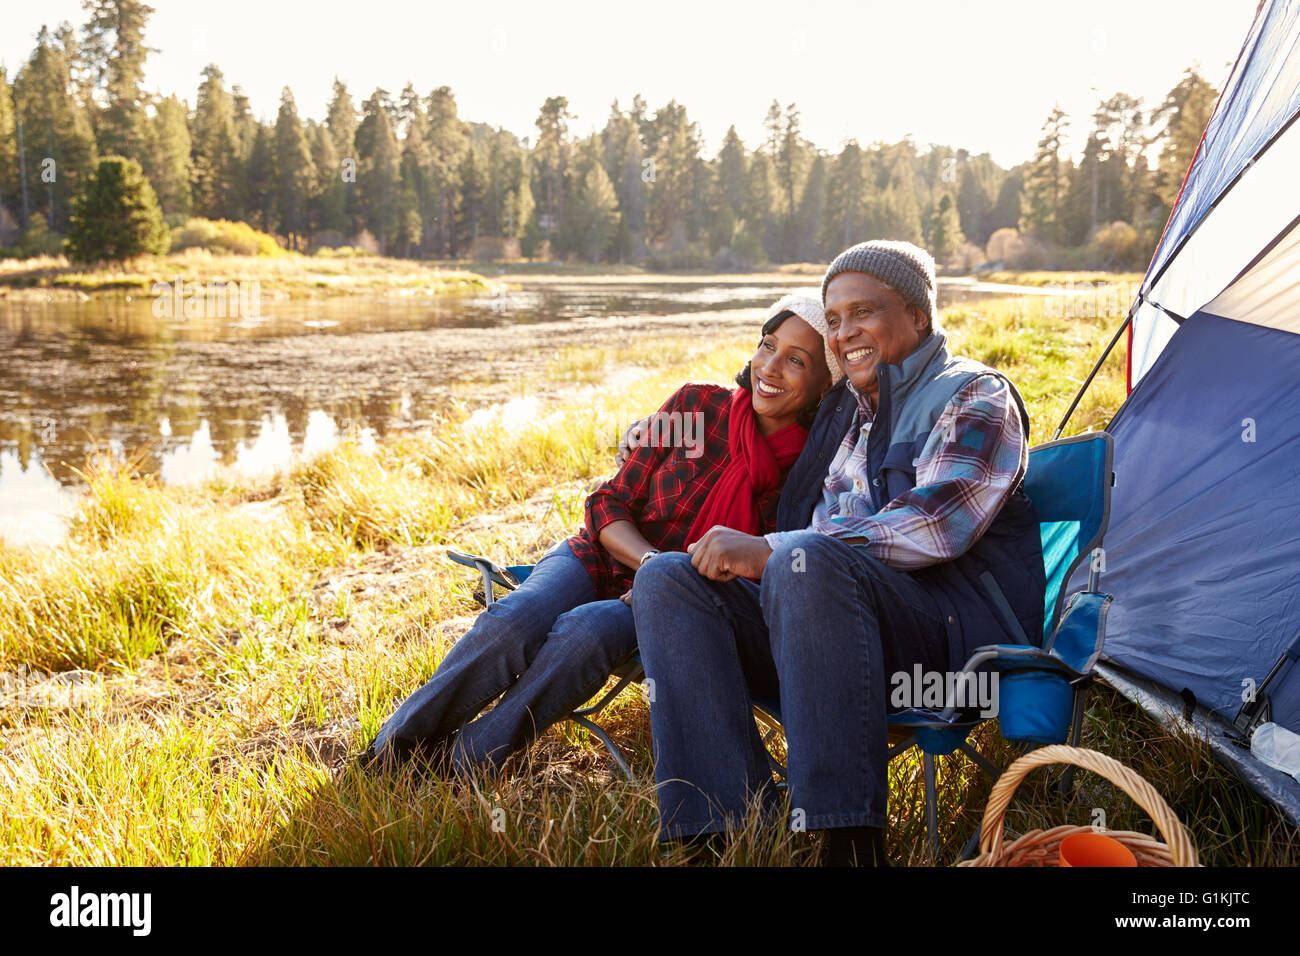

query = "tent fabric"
[1076, 312, 1300, 730]
[1147, 0, 1300, 286]
[1128, 299, 1180, 386]
[1069, 0, 1300, 827]
[1203, 217, 1300, 334]
[1097, 662, 1300, 829]
[1132, 110, 1300, 382]
[1131, 0, 1300, 387]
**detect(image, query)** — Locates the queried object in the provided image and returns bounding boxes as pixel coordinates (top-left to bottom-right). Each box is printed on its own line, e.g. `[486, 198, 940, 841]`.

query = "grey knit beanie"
[766, 292, 844, 386]
[821, 240, 936, 323]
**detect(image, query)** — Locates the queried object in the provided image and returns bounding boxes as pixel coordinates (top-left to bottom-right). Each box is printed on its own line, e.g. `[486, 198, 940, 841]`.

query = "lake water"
[0, 274, 1055, 546]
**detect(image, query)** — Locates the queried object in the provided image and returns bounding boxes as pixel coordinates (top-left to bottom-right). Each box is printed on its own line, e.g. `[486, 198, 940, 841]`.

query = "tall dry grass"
[1, 279, 1293, 866]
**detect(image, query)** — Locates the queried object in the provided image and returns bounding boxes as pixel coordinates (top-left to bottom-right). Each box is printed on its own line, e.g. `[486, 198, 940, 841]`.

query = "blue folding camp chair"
[753, 430, 1115, 857]
[443, 549, 646, 777]
[445, 431, 1115, 856]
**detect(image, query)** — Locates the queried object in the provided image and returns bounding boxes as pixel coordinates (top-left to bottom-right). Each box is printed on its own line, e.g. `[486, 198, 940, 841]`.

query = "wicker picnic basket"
[958, 744, 1199, 867]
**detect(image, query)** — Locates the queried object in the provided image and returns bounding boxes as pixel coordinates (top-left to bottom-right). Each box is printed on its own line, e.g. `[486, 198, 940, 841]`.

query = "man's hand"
[686, 527, 773, 582]
[619, 587, 633, 606]
[614, 416, 653, 469]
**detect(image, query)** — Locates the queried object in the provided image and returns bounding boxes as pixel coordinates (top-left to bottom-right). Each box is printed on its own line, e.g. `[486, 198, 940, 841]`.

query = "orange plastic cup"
[1059, 832, 1137, 867]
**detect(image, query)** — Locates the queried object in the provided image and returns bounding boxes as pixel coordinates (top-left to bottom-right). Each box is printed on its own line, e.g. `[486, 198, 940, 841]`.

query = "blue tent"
[1064, 0, 1300, 826]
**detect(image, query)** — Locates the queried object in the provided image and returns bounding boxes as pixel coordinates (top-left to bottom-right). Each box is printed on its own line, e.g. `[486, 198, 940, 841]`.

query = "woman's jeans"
[369, 541, 637, 772]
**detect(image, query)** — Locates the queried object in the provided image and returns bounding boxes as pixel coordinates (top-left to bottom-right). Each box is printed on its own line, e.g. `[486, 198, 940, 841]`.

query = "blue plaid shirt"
[766, 373, 1027, 570]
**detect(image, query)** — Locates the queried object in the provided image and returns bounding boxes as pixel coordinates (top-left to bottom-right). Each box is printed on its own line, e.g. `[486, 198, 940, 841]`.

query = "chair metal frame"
[444, 549, 645, 778]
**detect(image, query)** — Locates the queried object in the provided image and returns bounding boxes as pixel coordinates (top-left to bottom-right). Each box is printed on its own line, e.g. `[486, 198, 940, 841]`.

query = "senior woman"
[360, 294, 842, 775]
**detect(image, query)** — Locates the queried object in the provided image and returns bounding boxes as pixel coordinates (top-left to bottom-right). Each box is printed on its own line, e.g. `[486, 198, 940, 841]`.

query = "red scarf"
[685, 387, 808, 547]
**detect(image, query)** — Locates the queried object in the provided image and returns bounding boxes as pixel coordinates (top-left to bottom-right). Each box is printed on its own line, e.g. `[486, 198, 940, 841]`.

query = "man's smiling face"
[824, 271, 929, 403]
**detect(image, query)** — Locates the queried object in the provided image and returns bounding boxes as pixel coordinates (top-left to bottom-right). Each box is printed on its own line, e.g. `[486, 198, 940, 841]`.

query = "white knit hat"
[766, 291, 844, 386]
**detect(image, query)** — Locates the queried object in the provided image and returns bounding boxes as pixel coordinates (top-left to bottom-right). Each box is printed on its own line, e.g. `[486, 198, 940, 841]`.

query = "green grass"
[1, 277, 1294, 866]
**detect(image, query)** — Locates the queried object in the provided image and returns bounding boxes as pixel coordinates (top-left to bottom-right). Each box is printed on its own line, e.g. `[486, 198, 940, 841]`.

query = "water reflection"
[0, 275, 1042, 545]
[159, 419, 219, 485]
[0, 448, 78, 548]
[0, 409, 381, 545]
[159, 409, 379, 487]
[0, 279, 810, 487]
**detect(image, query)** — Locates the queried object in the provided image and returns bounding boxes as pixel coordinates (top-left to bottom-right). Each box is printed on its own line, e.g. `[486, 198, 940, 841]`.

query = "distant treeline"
[0, 1, 1219, 269]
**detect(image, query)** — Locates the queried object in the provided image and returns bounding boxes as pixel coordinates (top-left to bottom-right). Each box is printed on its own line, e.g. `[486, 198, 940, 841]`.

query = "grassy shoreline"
[0, 253, 1144, 300]
[2, 280, 1293, 866]
[0, 251, 493, 299]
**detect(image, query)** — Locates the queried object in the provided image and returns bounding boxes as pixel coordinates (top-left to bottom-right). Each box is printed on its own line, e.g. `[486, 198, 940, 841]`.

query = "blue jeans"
[631, 530, 949, 840]
[370, 540, 637, 772]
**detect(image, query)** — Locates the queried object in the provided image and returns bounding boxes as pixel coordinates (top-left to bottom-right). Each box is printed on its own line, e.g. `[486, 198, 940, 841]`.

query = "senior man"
[631, 240, 1045, 865]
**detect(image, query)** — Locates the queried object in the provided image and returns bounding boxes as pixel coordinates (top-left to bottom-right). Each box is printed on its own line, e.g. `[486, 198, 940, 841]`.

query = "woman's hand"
[615, 416, 653, 469]
[686, 527, 774, 582]
[619, 587, 633, 606]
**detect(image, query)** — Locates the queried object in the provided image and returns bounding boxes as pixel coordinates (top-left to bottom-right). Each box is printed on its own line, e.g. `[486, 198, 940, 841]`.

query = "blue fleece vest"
[776, 327, 1046, 667]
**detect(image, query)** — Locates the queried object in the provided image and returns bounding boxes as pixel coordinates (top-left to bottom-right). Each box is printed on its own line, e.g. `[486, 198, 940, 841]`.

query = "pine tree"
[794, 153, 827, 262]
[556, 137, 618, 261]
[0, 68, 18, 220]
[929, 192, 965, 261]
[147, 94, 192, 217]
[989, 169, 1023, 236]
[1020, 106, 1071, 245]
[480, 128, 531, 243]
[1093, 93, 1147, 224]
[878, 145, 924, 244]
[308, 120, 347, 235]
[355, 90, 401, 253]
[1153, 69, 1218, 210]
[243, 124, 274, 232]
[81, 0, 155, 164]
[12, 28, 98, 232]
[324, 78, 358, 228]
[67, 154, 169, 260]
[396, 85, 429, 256]
[532, 95, 572, 245]
[1064, 132, 1103, 246]
[707, 125, 748, 254]
[956, 157, 998, 246]
[425, 86, 468, 256]
[822, 141, 873, 254]
[601, 101, 646, 261]
[769, 102, 811, 260]
[273, 87, 316, 249]
[191, 65, 238, 218]
[456, 142, 487, 251]
[646, 100, 702, 251]
[746, 150, 777, 260]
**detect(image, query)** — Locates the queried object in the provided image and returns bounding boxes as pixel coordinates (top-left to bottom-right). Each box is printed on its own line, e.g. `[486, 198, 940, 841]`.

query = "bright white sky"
[2, 0, 1259, 167]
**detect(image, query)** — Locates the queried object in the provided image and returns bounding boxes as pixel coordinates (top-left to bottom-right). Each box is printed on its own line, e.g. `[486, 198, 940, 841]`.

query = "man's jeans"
[370, 540, 637, 772]
[632, 530, 949, 839]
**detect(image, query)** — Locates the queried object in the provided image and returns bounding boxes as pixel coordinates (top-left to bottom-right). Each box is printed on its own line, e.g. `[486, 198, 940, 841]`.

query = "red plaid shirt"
[570, 383, 792, 599]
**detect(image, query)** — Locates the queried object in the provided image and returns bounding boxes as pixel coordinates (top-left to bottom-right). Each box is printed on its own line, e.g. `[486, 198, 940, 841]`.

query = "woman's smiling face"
[748, 314, 831, 431]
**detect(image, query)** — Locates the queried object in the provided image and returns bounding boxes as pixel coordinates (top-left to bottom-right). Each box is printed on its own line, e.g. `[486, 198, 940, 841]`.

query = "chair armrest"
[1043, 590, 1112, 674]
[446, 549, 523, 590]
